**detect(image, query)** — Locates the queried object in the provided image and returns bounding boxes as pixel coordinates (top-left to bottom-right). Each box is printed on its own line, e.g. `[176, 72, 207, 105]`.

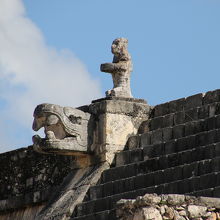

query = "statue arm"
[100, 63, 116, 73]
[100, 63, 126, 74]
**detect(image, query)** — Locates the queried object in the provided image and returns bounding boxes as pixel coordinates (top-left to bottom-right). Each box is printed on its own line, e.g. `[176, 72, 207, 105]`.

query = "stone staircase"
[71, 90, 220, 220]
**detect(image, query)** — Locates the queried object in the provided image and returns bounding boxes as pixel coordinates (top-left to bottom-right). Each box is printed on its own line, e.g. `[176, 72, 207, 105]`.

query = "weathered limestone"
[32, 98, 150, 165]
[116, 193, 220, 220]
[35, 162, 110, 220]
[101, 38, 133, 98]
[32, 103, 92, 155]
[89, 97, 150, 163]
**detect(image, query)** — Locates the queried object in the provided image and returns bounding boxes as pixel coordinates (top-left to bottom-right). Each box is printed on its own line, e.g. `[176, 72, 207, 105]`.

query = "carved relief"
[32, 103, 91, 154]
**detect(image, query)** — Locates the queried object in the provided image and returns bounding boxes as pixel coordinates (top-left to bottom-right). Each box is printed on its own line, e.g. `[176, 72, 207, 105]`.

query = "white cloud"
[0, 0, 102, 152]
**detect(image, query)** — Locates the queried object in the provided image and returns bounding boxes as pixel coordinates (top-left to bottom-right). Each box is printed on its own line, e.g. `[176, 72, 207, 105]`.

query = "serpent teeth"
[46, 131, 56, 140]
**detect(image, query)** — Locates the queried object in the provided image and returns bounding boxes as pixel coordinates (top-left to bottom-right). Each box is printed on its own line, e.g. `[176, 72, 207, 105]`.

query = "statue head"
[111, 38, 128, 57]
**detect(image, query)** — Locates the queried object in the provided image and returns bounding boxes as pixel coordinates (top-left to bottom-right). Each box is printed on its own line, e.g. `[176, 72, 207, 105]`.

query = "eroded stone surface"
[117, 194, 220, 220]
[89, 99, 150, 163]
[101, 38, 133, 98]
[32, 103, 92, 155]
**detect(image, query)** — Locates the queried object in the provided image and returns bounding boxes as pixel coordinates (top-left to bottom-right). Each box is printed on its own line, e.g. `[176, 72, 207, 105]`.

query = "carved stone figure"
[32, 103, 91, 154]
[100, 38, 133, 98]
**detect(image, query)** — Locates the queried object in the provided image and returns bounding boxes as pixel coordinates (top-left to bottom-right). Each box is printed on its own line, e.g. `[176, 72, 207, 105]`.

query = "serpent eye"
[69, 115, 82, 125]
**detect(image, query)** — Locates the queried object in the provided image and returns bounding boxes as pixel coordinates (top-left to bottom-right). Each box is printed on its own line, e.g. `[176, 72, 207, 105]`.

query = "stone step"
[151, 90, 220, 118]
[126, 116, 220, 150]
[102, 146, 220, 184]
[71, 209, 116, 220]
[147, 101, 220, 132]
[116, 133, 220, 168]
[89, 157, 220, 200]
[187, 186, 220, 198]
[75, 171, 220, 217]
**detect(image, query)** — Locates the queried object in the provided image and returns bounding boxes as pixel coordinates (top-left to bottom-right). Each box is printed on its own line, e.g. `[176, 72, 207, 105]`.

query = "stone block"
[194, 120, 205, 133]
[103, 182, 113, 197]
[154, 102, 169, 117]
[164, 140, 176, 154]
[135, 174, 154, 189]
[124, 178, 134, 192]
[130, 149, 143, 163]
[194, 147, 204, 161]
[206, 130, 217, 145]
[138, 120, 150, 134]
[209, 103, 217, 117]
[169, 98, 185, 113]
[188, 177, 200, 193]
[95, 211, 110, 220]
[215, 129, 220, 142]
[215, 102, 220, 115]
[167, 153, 180, 167]
[173, 125, 185, 139]
[187, 135, 196, 149]
[165, 166, 182, 182]
[89, 185, 103, 200]
[203, 89, 220, 104]
[198, 105, 209, 119]
[185, 108, 199, 122]
[194, 188, 213, 197]
[140, 132, 151, 147]
[115, 151, 130, 167]
[143, 145, 154, 160]
[185, 93, 203, 110]
[138, 159, 159, 173]
[203, 144, 215, 158]
[176, 137, 188, 152]
[108, 209, 116, 220]
[163, 127, 173, 141]
[151, 129, 163, 144]
[158, 156, 168, 169]
[185, 121, 195, 136]
[213, 186, 220, 197]
[199, 173, 216, 190]
[207, 117, 216, 130]
[137, 207, 162, 220]
[150, 116, 163, 130]
[140, 186, 156, 195]
[126, 135, 140, 150]
[172, 166, 183, 181]
[104, 164, 136, 182]
[94, 198, 110, 213]
[164, 181, 179, 194]
[113, 180, 124, 194]
[216, 115, 220, 128]
[195, 132, 208, 147]
[215, 143, 220, 157]
[154, 184, 164, 195]
[183, 162, 198, 178]
[163, 114, 174, 127]
[151, 143, 164, 157]
[101, 167, 116, 183]
[174, 111, 185, 125]
[211, 157, 220, 172]
[180, 150, 193, 165]
[187, 204, 207, 218]
[123, 164, 137, 179]
[153, 170, 164, 185]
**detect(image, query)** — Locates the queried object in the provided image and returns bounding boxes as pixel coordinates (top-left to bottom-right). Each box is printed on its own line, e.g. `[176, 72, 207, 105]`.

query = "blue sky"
[0, 0, 220, 152]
